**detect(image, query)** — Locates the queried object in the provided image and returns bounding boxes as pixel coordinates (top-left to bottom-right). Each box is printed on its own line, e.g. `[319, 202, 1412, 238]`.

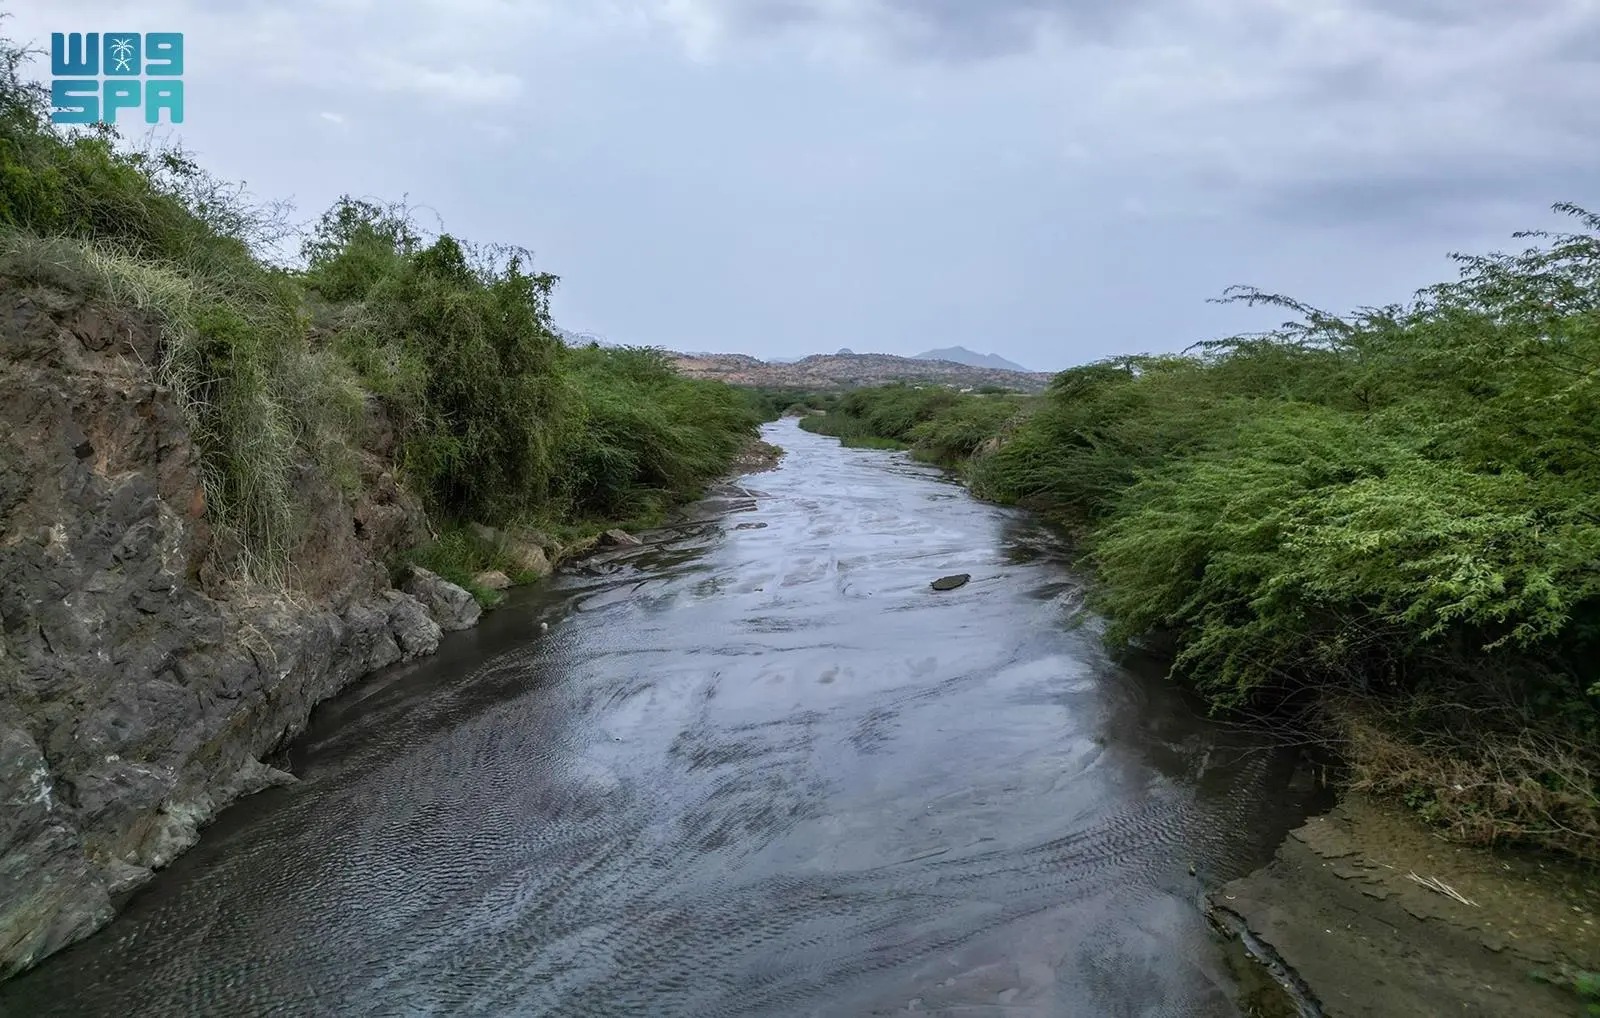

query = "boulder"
[600, 528, 643, 547]
[385, 593, 442, 659]
[506, 543, 551, 578]
[468, 522, 552, 578]
[931, 573, 971, 591]
[401, 567, 482, 631]
[473, 570, 513, 591]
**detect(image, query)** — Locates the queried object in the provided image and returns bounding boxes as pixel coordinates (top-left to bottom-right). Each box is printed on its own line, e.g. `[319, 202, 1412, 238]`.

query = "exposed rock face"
[0, 288, 449, 977]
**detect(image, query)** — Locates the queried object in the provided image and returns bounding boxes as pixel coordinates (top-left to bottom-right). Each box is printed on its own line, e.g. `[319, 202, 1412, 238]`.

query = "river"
[1, 419, 1324, 1016]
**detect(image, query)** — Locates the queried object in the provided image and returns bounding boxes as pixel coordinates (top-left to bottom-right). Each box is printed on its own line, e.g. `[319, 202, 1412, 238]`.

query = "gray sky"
[20, 1, 1600, 371]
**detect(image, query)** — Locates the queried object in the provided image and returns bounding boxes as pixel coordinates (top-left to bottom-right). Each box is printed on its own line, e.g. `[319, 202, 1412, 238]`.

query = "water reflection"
[2, 420, 1323, 1017]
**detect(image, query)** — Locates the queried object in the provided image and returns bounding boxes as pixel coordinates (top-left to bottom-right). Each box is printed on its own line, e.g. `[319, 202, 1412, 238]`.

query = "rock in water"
[600, 528, 643, 547]
[931, 573, 971, 591]
[402, 566, 482, 631]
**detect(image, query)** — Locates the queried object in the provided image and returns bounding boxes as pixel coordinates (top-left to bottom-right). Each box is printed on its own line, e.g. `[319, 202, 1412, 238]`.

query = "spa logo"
[50, 32, 184, 124]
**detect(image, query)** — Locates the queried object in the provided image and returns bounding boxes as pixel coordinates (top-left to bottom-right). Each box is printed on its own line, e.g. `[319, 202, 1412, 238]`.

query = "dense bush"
[300, 200, 762, 525]
[800, 385, 1024, 463]
[1, 40, 351, 579]
[0, 36, 760, 583]
[738, 386, 826, 421]
[558, 344, 762, 518]
[805, 209, 1600, 857]
[302, 204, 574, 523]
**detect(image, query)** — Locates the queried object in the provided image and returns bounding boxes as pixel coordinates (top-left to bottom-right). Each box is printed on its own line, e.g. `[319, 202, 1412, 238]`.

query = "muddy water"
[2, 420, 1325, 1017]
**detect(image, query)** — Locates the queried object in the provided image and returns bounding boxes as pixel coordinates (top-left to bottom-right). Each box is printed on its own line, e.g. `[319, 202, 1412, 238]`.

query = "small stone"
[931, 573, 971, 591]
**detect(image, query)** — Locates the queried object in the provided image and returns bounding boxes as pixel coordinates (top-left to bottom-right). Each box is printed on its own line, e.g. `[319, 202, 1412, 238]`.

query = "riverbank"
[0, 278, 768, 978]
[797, 428, 1600, 1016]
[794, 209, 1600, 872]
[1211, 794, 1599, 1016]
[0, 419, 1339, 1016]
[0, 45, 784, 977]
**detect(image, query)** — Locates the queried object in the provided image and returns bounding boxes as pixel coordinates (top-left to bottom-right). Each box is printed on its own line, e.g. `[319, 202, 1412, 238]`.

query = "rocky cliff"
[0, 285, 465, 976]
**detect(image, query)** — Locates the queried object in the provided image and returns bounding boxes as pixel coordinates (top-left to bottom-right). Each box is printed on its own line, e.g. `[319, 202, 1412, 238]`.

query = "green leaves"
[797, 207, 1600, 784]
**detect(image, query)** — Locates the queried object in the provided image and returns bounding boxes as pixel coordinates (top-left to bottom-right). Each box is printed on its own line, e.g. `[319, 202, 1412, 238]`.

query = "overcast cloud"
[18, 1, 1600, 369]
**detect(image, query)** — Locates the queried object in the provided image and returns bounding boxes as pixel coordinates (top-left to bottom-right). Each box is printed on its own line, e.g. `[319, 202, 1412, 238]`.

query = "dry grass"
[1336, 702, 1600, 862]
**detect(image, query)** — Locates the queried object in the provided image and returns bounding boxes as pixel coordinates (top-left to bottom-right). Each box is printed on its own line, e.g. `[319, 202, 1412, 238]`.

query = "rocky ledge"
[0, 289, 467, 977]
[1208, 795, 1600, 1016]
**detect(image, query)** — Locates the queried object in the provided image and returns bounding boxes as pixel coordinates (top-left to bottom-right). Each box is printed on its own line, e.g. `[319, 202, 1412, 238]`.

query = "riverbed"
[1, 419, 1326, 1016]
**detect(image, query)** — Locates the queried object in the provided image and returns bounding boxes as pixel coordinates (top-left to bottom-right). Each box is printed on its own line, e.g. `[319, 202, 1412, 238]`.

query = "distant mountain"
[913, 346, 1031, 372]
[667, 350, 1053, 393]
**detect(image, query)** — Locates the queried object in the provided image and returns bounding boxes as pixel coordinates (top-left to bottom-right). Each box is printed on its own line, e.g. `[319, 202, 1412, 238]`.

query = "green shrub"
[404, 526, 539, 607]
[907, 394, 1022, 463]
[0, 32, 760, 588]
[796, 208, 1600, 857]
[557, 345, 761, 518]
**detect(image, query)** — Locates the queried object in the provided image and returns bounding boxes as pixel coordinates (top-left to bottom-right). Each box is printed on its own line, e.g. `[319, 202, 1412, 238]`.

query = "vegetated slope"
[804, 206, 1600, 863]
[670, 349, 1052, 392]
[914, 345, 1031, 372]
[0, 36, 766, 978]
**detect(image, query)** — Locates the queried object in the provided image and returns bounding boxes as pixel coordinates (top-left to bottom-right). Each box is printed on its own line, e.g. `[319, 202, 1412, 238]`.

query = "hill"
[668, 350, 1053, 392]
[914, 346, 1031, 372]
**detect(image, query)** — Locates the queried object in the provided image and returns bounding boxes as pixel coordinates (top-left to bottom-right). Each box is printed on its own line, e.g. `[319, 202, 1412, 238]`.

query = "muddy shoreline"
[1208, 794, 1600, 1016]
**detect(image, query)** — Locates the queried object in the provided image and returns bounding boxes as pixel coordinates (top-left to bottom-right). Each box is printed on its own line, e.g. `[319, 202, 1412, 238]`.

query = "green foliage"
[403, 526, 527, 607]
[301, 200, 762, 527]
[907, 393, 1025, 463]
[1531, 967, 1600, 1014]
[368, 235, 568, 522]
[557, 345, 762, 518]
[799, 384, 1023, 466]
[1580, 971, 1600, 1015]
[736, 385, 827, 421]
[804, 210, 1600, 857]
[301, 197, 419, 302]
[1080, 212, 1600, 714]
[0, 31, 759, 586]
